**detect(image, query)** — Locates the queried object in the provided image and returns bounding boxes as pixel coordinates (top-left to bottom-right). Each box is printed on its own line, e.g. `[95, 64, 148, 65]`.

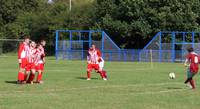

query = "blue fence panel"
[56, 30, 200, 62]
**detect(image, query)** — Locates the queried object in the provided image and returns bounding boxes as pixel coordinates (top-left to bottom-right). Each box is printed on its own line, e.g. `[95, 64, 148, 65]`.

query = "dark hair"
[37, 43, 42, 47]
[40, 39, 46, 43]
[187, 47, 194, 53]
[24, 35, 30, 39]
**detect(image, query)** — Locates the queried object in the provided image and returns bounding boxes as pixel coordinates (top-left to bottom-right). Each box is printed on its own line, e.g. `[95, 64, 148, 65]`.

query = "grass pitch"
[0, 56, 200, 109]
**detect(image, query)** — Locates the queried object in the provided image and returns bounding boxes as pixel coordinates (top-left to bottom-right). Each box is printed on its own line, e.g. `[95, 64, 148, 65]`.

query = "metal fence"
[55, 30, 200, 62]
[56, 49, 141, 61]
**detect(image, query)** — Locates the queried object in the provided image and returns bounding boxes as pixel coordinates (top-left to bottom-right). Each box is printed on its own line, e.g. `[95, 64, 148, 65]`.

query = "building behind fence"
[55, 30, 200, 62]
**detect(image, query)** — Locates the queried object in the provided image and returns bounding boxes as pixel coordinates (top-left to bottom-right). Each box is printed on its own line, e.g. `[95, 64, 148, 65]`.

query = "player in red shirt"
[17, 36, 30, 84]
[27, 40, 46, 84]
[35, 42, 46, 84]
[87, 44, 107, 80]
[26, 41, 38, 84]
[97, 57, 108, 79]
[184, 47, 199, 89]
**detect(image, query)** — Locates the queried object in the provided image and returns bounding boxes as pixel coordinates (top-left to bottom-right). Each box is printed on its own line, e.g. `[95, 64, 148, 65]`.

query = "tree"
[0, 0, 40, 38]
[93, 0, 200, 48]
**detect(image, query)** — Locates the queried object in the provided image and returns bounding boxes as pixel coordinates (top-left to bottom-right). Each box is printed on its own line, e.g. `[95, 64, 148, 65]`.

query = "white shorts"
[99, 61, 104, 71]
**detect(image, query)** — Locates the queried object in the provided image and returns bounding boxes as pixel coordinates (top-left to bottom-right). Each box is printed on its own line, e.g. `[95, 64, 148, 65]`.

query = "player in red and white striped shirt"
[97, 57, 108, 79]
[27, 40, 46, 84]
[17, 36, 30, 84]
[87, 44, 107, 80]
[35, 42, 46, 84]
[26, 41, 38, 84]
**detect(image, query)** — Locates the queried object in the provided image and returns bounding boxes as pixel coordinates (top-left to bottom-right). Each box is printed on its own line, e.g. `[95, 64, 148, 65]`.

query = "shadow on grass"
[167, 87, 183, 89]
[75, 77, 99, 80]
[5, 81, 17, 84]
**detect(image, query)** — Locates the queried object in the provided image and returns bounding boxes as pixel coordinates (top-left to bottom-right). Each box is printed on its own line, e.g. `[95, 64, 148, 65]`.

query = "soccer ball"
[169, 72, 175, 79]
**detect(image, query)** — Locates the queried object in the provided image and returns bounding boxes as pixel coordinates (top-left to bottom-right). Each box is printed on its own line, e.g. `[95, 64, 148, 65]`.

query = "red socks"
[24, 74, 28, 81]
[189, 79, 195, 89]
[37, 73, 43, 82]
[88, 70, 107, 79]
[18, 72, 24, 81]
[87, 71, 91, 78]
[102, 71, 107, 78]
[99, 71, 105, 78]
[27, 73, 35, 83]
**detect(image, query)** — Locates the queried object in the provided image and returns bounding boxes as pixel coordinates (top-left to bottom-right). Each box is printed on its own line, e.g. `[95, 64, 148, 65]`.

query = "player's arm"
[96, 49, 102, 61]
[87, 51, 91, 64]
[98, 57, 104, 62]
[18, 43, 24, 63]
[97, 49, 102, 57]
[43, 57, 46, 64]
[41, 51, 46, 64]
[184, 59, 189, 67]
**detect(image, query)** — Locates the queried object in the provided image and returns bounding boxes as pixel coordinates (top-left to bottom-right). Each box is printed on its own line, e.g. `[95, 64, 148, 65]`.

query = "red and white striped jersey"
[28, 47, 38, 64]
[36, 46, 45, 64]
[18, 42, 29, 59]
[87, 48, 101, 64]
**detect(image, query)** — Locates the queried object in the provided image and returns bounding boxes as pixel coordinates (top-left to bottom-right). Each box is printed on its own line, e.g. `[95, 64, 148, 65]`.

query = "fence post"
[124, 50, 127, 62]
[89, 31, 92, 48]
[69, 31, 72, 60]
[62, 40, 66, 60]
[118, 50, 121, 61]
[159, 32, 162, 62]
[81, 40, 84, 60]
[138, 50, 141, 62]
[55, 30, 59, 60]
[172, 32, 175, 62]
[192, 32, 195, 48]
[181, 32, 185, 61]
[145, 50, 148, 62]
[132, 50, 134, 61]
[109, 52, 112, 61]
[101, 31, 105, 59]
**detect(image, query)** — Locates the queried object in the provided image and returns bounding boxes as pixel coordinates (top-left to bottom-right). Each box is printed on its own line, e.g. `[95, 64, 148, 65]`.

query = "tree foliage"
[94, 0, 200, 48]
[0, 0, 200, 52]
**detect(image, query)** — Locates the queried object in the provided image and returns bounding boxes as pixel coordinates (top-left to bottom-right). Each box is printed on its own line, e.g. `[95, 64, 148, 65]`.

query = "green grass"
[0, 57, 200, 109]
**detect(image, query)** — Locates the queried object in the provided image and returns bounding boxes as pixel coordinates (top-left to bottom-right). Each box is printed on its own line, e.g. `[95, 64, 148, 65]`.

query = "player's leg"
[96, 70, 107, 79]
[188, 72, 196, 89]
[189, 78, 195, 89]
[36, 70, 43, 83]
[17, 68, 25, 84]
[17, 58, 26, 84]
[36, 64, 44, 84]
[25, 62, 32, 83]
[102, 70, 107, 79]
[184, 68, 192, 84]
[27, 71, 35, 84]
[27, 65, 36, 84]
[24, 63, 30, 82]
[95, 64, 107, 80]
[87, 64, 92, 80]
[184, 69, 195, 89]
[24, 71, 28, 82]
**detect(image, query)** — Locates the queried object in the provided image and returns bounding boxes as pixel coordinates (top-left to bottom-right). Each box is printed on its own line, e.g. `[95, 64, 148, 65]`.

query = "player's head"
[37, 43, 43, 49]
[187, 47, 194, 53]
[24, 35, 30, 44]
[30, 41, 36, 48]
[91, 44, 96, 50]
[40, 39, 46, 47]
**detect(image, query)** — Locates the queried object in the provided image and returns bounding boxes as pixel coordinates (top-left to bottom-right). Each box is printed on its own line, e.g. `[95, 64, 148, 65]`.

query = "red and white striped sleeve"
[18, 43, 24, 59]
